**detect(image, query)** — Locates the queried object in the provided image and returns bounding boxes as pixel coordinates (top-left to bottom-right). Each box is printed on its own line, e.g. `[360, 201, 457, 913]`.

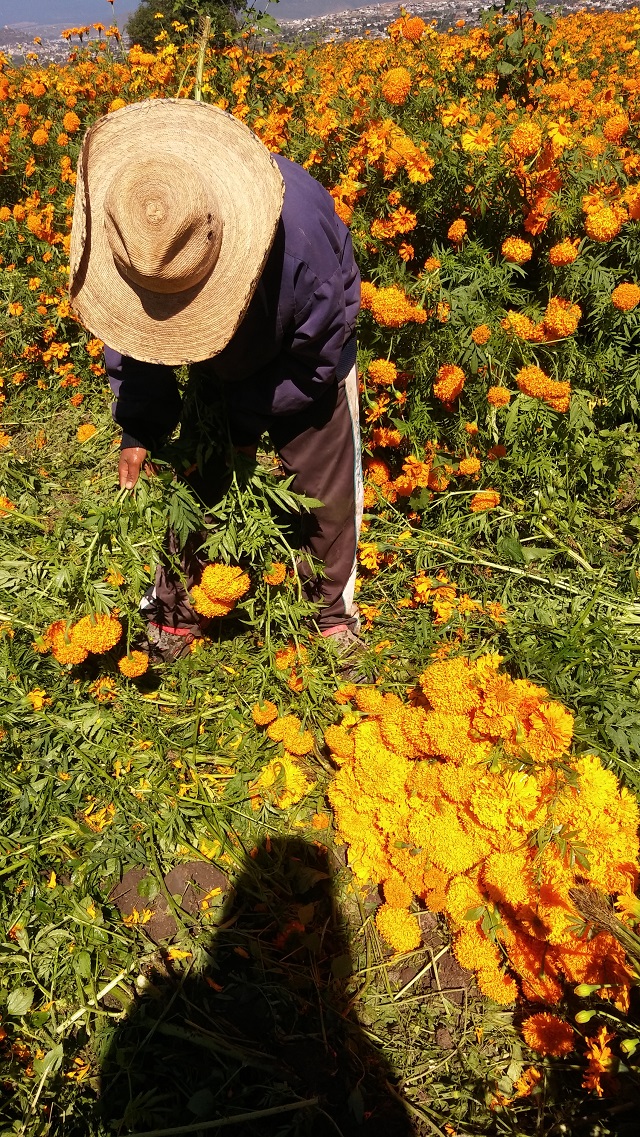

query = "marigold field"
[2, 3, 640, 1134]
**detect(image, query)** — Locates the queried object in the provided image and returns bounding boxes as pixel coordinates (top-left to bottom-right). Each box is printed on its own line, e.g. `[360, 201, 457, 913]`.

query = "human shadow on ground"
[95, 837, 414, 1136]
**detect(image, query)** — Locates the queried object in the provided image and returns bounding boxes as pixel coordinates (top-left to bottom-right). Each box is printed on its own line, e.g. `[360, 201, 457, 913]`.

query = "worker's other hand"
[119, 446, 147, 490]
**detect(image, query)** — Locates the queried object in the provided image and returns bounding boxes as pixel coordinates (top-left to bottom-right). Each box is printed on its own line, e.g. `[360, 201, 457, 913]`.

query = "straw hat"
[69, 99, 285, 366]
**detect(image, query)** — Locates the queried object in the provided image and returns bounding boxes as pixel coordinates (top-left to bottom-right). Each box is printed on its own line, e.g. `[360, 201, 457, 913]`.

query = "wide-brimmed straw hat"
[69, 99, 284, 366]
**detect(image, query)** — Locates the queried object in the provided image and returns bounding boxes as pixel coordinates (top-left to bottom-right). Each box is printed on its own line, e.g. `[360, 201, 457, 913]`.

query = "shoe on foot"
[320, 623, 369, 682]
[136, 623, 199, 664]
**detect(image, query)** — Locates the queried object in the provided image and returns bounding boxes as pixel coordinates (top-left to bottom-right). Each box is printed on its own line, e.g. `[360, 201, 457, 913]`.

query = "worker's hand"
[119, 446, 147, 490]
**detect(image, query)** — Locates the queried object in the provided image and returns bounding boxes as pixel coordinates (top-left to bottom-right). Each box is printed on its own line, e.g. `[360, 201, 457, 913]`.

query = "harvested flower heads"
[191, 563, 250, 618]
[327, 655, 639, 1020]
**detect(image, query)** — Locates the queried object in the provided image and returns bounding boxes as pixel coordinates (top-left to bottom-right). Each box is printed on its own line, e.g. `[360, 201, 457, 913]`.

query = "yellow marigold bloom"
[263, 562, 286, 586]
[515, 365, 571, 412]
[384, 875, 414, 908]
[109, 97, 127, 113]
[105, 566, 125, 586]
[509, 121, 542, 158]
[88, 677, 117, 702]
[118, 651, 149, 678]
[447, 218, 467, 243]
[375, 904, 421, 952]
[477, 964, 518, 1005]
[360, 282, 377, 310]
[76, 423, 97, 442]
[252, 701, 278, 726]
[434, 364, 465, 404]
[380, 67, 412, 106]
[603, 114, 629, 143]
[549, 238, 579, 267]
[251, 753, 313, 810]
[324, 723, 355, 762]
[458, 456, 481, 475]
[73, 613, 122, 654]
[501, 237, 532, 264]
[470, 489, 500, 512]
[543, 296, 581, 338]
[191, 586, 232, 618]
[585, 206, 624, 242]
[611, 283, 640, 312]
[369, 285, 426, 328]
[26, 688, 51, 710]
[501, 310, 536, 340]
[525, 701, 574, 761]
[522, 1013, 576, 1057]
[471, 324, 491, 345]
[192, 563, 250, 616]
[487, 385, 511, 408]
[368, 359, 397, 386]
[464, 422, 479, 435]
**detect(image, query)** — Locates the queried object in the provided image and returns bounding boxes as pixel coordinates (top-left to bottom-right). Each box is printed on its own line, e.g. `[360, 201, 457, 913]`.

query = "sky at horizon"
[0, 0, 375, 27]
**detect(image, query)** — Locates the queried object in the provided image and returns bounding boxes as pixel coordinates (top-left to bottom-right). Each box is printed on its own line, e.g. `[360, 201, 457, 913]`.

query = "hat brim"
[69, 99, 284, 366]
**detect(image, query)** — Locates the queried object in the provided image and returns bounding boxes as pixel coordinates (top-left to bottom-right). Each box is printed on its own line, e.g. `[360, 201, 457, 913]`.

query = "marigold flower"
[543, 297, 581, 338]
[509, 121, 542, 158]
[368, 285, 426, 328]
[447, 218, 467, 243]
[76, 423, 97, 442]
[501, 237, 532, 264]
[263, 562, 286, 586]
[402, 15, 426, 41]
[381, 67, 412, 106]
[252, 701, 278, 726]
[192, 563, 250, 616]
[31, 128, 49, 146]
[501, 310, 537, 340]
[424, 256, 441, 273]
[471, 324, 491, 345]
[515, 365, 571, 412]
[458, 456, 481, 475]
[522, 1013, 576, 1057]
[375, 904, 421, 953]
[73, 613, 122, 654]
[0, 496, 16, 516]
[603, 114, 629, 143]
[549, 238, 579, 267]
[118, 651, 149, 678]
[250, 753, 313, 810]
[105, 567, 125, 586]
[88, 677, 117, 702]
[487, 386, 511, 408]
[434, 364, 465, 404]
[585, 206, 624, 242]
[470, 489, 500, 512]
[368, 359, 397, 386]
[611, 283, 640, 312]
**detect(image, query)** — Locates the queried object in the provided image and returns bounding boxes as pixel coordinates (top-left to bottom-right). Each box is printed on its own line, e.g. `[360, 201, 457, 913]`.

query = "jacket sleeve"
[105, 347, 182, 451]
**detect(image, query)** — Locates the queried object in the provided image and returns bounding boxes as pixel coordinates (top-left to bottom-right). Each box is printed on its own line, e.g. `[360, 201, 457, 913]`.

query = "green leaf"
[7, 986, 34, 1016]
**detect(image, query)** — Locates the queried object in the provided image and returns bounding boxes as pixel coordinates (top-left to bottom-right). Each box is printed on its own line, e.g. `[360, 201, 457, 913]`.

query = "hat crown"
[103, 155, 223, 295]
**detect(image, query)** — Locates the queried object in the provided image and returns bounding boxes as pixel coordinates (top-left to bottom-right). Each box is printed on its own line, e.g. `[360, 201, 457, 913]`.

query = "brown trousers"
[141, 365, 363, 637]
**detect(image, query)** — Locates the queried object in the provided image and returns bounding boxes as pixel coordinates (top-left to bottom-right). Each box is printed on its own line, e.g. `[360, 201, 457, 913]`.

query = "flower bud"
[574, 983, 602, 997]
[620, 1038, 638, 1057]
[575, 1009, 596, 1023]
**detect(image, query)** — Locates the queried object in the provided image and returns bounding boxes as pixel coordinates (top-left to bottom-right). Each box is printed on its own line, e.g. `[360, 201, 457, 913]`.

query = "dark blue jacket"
[105, 154, 361, 450]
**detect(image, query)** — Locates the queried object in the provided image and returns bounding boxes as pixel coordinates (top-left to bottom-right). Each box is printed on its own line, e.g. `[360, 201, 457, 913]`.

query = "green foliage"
[126, 0, 242, 51]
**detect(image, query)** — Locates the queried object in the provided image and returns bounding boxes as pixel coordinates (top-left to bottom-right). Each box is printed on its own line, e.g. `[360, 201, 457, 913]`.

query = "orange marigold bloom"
[585, 206, 624, 242]
[252, 701, 279, 726]
[360, 282, 377, 310]
[402, 15, 426, 41]
[73, 613, 122, 654]
[434, 364, 465, 404]
[0, 496, 16, 516]
[424, 256, 441, 273]
[471, 324, 491, 345]
[47, 619, 89, 665]
[458, 456, 481, 475]
[369, 285, 426, 328]
[375, 904, 421, 952]
[487, 385, 511, 408]
[62, 110, 81, 133]
[544, 297, 581, 338]
[118, 651, 149, 678]
[549, 238, 580, 267]
[31, 128, 49, 146]
[447, 218, 467, 243]
[515, 365, 571, 412]
[522, 1013, 576, 1057]
[470, 489, 500, 512]
[509, 121, 542, 158]
[381, 67, 412, 106]
[263, 562, 286, 586]
[603, 114, 629, 143]
[501, 237, 533, 264]
[192, 563, 250, 617]
[76, 423, 97, 442]
[368, 359, 397, 386]
[501, 310, 536, 341]
[611, 283, 640, 312]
